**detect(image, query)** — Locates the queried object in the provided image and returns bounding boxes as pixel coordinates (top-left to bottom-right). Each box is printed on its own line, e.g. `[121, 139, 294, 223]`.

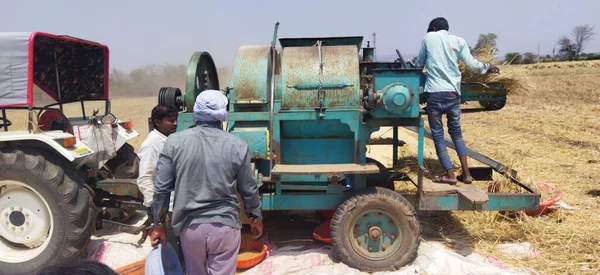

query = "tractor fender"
[0, 131, 95, 163]
[113, 120, 139, 151]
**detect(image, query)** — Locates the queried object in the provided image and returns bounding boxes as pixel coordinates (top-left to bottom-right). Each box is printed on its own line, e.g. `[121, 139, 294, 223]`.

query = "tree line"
[504, 24, 596, 64]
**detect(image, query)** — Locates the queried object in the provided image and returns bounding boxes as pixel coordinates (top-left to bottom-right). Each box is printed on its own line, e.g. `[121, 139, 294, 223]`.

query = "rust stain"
[234, 46, 271, 101]
[274, 142, 281, 164]
[281, 45, 360, 109]
[354, 140, 359, 163]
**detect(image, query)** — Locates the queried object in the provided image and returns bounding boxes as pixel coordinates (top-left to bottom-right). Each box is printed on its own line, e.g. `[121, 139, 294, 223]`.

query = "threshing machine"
[157, 23, 540, 272]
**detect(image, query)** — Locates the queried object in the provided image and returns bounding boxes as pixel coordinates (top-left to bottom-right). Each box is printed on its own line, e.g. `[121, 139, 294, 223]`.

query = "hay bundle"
[460, 45, 528, 95]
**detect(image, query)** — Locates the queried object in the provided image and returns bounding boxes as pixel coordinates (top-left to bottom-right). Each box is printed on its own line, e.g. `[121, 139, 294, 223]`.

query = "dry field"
[423, 60, 600, 274]
[3, 60, 599, 274]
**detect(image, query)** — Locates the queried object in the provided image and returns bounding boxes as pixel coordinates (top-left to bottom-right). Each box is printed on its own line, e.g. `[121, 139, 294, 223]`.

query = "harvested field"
[415, 60, 600, 274]
[2, 60, 599, 274]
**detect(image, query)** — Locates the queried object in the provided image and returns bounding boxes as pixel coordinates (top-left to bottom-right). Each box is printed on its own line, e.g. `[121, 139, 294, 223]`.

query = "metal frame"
[0, 98, 110, 132]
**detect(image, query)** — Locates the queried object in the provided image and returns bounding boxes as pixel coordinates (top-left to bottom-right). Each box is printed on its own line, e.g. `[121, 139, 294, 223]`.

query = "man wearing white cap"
[149, 90, 263, 275]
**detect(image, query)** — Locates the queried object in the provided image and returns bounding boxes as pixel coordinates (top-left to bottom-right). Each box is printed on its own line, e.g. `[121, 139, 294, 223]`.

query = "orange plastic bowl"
[236, 240, 267, 270]
[313, 219, 332, 245]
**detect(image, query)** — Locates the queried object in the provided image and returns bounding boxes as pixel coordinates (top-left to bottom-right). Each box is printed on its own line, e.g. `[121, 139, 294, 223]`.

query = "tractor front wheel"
[0, 148, 97, 275]
[330, 187, 420, 272]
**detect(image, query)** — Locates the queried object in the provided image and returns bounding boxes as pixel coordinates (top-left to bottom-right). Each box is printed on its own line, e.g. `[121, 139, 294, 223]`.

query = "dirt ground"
[3, 60, 599, 274]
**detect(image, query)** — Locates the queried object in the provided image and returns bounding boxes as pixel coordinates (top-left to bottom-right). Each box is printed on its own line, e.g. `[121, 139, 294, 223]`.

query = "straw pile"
[238, 251, 261, 261]
[460, 45, 529, 95]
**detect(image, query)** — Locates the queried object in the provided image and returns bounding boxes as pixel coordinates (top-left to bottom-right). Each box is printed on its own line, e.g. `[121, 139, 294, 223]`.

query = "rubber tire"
[479, 100, 506, 111]
[104, 144, 139, 179]
[330, 187, 420, 272]
[0, 148, 97, 275]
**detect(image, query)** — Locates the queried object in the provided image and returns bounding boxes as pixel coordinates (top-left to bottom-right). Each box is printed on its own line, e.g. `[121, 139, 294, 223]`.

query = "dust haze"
[109, 64, 234, 99]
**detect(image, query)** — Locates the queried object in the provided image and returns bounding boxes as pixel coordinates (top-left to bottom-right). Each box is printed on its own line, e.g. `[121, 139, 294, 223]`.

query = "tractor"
[0, 32, 143, 275]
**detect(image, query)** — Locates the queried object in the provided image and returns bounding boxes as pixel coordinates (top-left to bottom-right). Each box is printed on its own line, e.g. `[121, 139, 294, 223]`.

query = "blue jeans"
[426, 92, 467, 171]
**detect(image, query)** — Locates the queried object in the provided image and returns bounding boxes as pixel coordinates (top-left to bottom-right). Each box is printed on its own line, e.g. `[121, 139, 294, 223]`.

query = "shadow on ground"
[587, 189, 600, 197]
[244, 209, 478, 258]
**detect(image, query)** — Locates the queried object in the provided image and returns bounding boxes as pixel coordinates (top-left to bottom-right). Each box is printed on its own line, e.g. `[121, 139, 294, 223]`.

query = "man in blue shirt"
[415, 17, 500, 184]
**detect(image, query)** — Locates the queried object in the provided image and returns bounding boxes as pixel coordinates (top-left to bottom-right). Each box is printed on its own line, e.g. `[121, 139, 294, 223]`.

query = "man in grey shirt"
[149, 90, 263, 275]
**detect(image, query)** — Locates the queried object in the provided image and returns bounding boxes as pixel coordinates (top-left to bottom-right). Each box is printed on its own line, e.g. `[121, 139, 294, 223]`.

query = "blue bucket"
[144, 243, 184, 275]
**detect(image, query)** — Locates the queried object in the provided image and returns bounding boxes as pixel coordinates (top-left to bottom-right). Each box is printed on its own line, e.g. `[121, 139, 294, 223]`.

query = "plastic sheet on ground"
[79, 213, 538, 275]
[241, 241, 538, 275]
[81, 217, 153, 271]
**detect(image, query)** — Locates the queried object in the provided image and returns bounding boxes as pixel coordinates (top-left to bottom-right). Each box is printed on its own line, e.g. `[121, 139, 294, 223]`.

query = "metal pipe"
[81, 101, 86, 119]
[392, 126, 398, 167]
[54, 52, 63, 111]
[1, 109, 7, 131]
[372, 32, 376, 61]
[268, 22, 279, 177]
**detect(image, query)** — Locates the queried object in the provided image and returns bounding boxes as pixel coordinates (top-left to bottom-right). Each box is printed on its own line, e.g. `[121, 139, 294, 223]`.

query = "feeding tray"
[237, 240, 267, 270]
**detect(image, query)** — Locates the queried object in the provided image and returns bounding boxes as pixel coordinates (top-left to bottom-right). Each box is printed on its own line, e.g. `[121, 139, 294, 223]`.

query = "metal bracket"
[316, 40, 326, 119]
[318, 89, 325, 119]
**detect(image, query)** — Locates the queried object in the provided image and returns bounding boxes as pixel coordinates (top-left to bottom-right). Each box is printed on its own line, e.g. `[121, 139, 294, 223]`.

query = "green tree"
[474, 33, 498, 54]
[504, 52, 523, 64]
[522, 52, 537, 64]
[557, 36, 576, 61]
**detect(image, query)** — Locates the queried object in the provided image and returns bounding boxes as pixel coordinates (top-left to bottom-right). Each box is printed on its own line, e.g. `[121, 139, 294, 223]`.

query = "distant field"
[3, 60, 599, 274]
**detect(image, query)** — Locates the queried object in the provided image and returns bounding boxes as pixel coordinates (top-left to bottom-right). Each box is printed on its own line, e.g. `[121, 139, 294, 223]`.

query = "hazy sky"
[2, 0, 599, 70]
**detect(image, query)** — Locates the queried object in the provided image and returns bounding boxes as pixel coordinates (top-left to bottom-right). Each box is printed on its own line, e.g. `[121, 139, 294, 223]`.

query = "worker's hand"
[487, 63, 500, 74]
[150, 225, 167, 248]
[250, 220, 263, 240]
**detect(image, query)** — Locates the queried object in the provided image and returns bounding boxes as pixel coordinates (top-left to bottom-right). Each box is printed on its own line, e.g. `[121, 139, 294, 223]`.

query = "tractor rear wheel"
[0, 148, 97, 275]
[330, 187, 420, 272]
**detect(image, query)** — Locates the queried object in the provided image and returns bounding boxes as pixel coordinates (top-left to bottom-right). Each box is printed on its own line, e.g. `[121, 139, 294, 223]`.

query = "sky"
[2, 0, 599, 71]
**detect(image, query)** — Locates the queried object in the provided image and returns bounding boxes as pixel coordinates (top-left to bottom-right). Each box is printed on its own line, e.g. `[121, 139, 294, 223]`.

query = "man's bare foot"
[433, 174, 457, 185]
[457, 174, 473, 184]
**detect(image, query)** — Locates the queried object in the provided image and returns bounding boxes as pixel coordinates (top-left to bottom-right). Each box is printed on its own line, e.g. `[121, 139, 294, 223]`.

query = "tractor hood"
[0, 32, 109, 108]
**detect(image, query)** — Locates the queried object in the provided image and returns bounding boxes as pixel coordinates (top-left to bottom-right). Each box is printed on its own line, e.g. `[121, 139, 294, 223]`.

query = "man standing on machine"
[415, 17, 500, 185]
[149, 90, 263, 275]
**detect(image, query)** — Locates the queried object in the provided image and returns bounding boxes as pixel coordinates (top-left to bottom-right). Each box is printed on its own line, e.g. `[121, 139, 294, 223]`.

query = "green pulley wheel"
[184, 52, 220, 112]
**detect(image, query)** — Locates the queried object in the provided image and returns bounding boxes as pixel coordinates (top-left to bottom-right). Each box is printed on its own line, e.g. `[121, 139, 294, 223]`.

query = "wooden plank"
[408, 173, 490, 205]
[458, 189, 489, 204]
[271, 163, 380, 175]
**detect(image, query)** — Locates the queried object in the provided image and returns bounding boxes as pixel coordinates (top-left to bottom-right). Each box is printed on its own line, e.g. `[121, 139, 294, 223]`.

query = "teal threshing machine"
[157, 23, 540, 272]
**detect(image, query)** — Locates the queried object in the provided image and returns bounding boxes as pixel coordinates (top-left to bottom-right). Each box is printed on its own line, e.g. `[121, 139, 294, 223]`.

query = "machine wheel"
[331, 187, 420, 272]
[479, 100, 506, 111]
[158, 87, 183, 111]
[0, 148, 97, 275]
[104, 143, 139, 179]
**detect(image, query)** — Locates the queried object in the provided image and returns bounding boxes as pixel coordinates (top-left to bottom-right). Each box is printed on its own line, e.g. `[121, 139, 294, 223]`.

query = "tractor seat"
[38, 110, 73, 134]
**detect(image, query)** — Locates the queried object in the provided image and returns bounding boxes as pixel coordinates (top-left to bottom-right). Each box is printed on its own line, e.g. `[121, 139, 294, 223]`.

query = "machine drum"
[330, 187, 420, 272]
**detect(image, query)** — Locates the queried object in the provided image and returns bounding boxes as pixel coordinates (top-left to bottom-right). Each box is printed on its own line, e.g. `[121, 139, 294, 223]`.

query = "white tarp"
[84, 217, 538, 275]
[0, 32, 31, 107]
[242, 242, 538, 275]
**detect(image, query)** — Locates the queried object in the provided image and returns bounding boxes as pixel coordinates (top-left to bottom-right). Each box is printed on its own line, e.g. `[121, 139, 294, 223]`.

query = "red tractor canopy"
[0, 32, 109, 108]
